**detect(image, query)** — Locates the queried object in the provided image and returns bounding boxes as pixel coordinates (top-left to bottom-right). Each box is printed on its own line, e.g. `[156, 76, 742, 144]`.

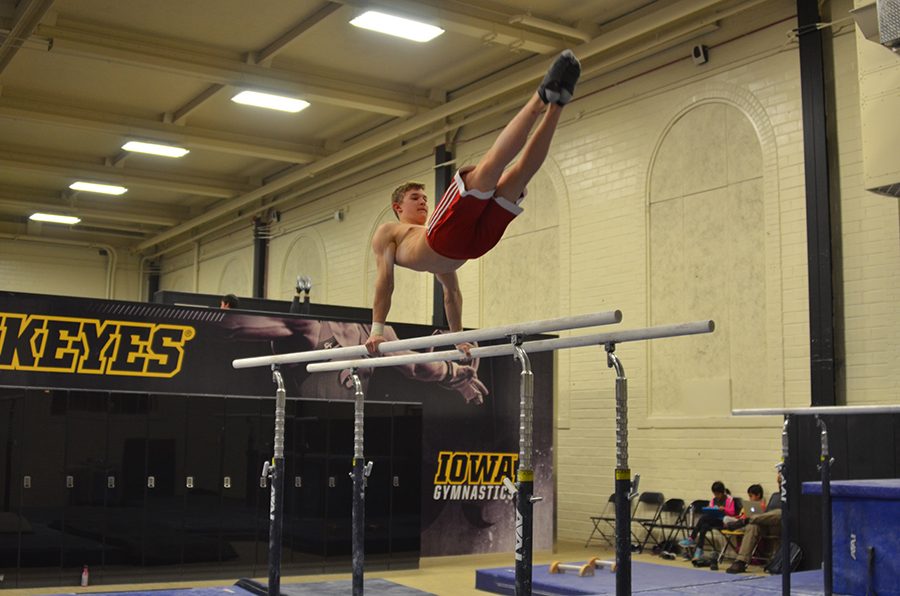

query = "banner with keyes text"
[0, 291, 554, 556]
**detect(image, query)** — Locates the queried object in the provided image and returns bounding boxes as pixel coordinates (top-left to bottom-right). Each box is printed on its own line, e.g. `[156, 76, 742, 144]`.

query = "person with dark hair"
[220, 294, 240, 309]
[725, 483, 767, 529]
[746, 484, 765, 508]
[680, 480, 736, 560]
[726, 471, 784, 574]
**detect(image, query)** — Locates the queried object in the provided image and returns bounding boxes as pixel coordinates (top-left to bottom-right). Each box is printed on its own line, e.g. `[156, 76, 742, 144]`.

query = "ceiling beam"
[333, 0, 566, 53]
[0, 195, 180, 227]
[171, 3, 343, 125]
[253, 2, 342, 64]
[134, 0, 743, 252]
[0, 0, 55, 74]
[34, 19, 437, 117]
[171, 83, 226, 125]
[0, 94, 326, 163]
[0, 147, 253, 198]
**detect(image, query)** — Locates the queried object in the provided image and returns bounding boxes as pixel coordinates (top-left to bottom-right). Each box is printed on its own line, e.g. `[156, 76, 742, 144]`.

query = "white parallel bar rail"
[733, 405, 900, 416]
[232, 310, 622, 369]
[307, 320, 715, 373]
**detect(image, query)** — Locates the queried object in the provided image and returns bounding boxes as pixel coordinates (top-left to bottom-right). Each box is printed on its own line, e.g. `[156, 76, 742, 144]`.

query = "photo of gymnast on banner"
[0, 291, 554, 557]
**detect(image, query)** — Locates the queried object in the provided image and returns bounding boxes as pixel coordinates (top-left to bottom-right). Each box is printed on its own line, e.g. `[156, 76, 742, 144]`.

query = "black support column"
[797, 0, 836, 408]
[432, 145, 453, 328]
[253, 219, 268, 299]
[147, 261, 160, 302]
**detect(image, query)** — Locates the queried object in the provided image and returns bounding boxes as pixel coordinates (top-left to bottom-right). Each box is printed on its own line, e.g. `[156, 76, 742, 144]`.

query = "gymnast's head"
[391, 182, 428, 224]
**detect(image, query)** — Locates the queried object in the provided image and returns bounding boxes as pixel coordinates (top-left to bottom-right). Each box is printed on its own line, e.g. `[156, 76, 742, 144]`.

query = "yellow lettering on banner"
[433, 451, 518, 486]
[0, 312, 195, 378]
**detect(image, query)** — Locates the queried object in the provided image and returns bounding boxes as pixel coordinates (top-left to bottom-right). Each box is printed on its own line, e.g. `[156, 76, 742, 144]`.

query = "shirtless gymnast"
[366, 50, 581, 355]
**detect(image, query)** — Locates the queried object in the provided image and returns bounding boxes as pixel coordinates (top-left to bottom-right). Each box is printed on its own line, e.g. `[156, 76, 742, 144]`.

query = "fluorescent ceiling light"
[69, 181, 128, 195]
[231, 90, 310, 113]
[30, 212, 81, 225]
[122, 140, 189, 158]
[350, 10, 444, 42]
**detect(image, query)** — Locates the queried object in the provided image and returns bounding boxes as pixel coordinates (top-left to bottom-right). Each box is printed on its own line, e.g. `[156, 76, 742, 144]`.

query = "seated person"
[726, 483, 767, 528]
[726, 471, 783, 574]
[680, 480, 736, 560]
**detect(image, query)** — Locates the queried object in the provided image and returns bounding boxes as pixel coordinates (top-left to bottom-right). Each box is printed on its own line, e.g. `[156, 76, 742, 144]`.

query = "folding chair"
[585, 493, 617, 547]
[716, 527, 747, 563]
[638, 498, 686, 553]
[629, 491, 665, 553]
[670, 499, 708, 558]
[711, 497, 743, 555]
[686, 499, 708, 529]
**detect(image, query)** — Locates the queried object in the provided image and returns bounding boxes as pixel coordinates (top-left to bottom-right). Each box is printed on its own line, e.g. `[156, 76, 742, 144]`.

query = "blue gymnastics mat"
[238, 577, 434, 595]
[475, 561, 831, 595]
[44, 589, 255, 596]
[44, 578, 432, 596]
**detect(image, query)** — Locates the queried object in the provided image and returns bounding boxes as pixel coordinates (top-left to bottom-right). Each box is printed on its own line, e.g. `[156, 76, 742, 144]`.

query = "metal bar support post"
[816, 415, 833, 596]
[512, 335, 536, 596]
[264, 366, 287, 596]
[780, 415, 791, 596]
[606, 343, 631, 596]
[350, 369, 370, 596]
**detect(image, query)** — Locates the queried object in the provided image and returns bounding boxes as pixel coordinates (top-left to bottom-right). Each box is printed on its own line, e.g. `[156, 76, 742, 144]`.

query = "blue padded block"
[803, 479, 900, 499]
[475, 561, 760, 595]
[803, 479, 900, 596]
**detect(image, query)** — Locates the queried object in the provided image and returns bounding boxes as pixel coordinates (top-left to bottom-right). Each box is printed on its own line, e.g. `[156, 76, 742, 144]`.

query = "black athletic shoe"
[726, 560, 747, 574]
[538, 49, 581, 105]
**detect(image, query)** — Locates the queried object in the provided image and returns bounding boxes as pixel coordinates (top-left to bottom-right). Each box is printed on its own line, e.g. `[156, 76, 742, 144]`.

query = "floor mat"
[475, 561, 829, 595]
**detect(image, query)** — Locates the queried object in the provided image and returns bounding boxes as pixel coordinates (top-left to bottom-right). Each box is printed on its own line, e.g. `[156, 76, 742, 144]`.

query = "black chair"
[629, 491, 665, 553]
[585, 493, 617, 547]
[639, 497, 686, 553]
[684, 499, 709, 532]
[671, 499, 709, 554]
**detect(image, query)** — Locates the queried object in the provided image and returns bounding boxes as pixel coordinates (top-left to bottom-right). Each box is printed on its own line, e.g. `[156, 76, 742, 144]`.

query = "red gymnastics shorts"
[425, 167, 525, 260]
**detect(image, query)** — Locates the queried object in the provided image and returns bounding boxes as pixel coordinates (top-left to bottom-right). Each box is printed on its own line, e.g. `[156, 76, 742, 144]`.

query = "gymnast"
[367, 50, 581, 355]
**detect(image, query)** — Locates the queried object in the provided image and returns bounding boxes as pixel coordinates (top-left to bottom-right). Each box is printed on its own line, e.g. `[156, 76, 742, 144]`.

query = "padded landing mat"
[476, 561, 829, 595]
[238, 577, 434, 595]
[46, 589, 254, 596]
[46, 578, 432, 596]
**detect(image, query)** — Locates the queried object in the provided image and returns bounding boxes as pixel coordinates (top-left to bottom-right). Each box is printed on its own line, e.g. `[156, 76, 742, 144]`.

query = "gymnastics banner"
[0, 291, 554, 556]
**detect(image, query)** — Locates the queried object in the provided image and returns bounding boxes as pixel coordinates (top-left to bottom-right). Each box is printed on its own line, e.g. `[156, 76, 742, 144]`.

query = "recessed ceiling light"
[231, 90, 310, 113]
[30, 212, 81, 225]
[350, 11, 444, 43]
[69, 181, 128, 195]
[122, 141, 189, 158]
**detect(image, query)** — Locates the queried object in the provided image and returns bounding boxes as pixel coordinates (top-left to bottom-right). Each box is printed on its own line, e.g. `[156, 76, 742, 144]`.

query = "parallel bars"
[235, 314, 715, 596]
[733, 404, 900, 596]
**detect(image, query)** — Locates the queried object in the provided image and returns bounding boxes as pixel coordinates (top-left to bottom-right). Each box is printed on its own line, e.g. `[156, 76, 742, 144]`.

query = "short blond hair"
[391, 182, 425, 219]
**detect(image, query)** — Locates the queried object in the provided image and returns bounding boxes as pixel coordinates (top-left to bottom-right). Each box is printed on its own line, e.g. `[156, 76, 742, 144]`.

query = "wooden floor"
[5, 541, 765, 596]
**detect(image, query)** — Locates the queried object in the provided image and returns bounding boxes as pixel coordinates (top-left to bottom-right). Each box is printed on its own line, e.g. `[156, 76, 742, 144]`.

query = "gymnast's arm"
[435, 271, 463, 333]
[435, 270, 474, 356]
[366, 226, 396, 354]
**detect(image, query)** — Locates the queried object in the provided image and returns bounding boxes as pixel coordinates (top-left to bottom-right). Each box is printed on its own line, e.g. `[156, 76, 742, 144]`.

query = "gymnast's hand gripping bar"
[306, 320, 715, 373]
[232, 310, 622, 369]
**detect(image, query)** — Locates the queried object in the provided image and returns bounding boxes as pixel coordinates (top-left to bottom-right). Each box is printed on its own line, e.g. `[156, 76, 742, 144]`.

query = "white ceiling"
[0, 0, 783, 253]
